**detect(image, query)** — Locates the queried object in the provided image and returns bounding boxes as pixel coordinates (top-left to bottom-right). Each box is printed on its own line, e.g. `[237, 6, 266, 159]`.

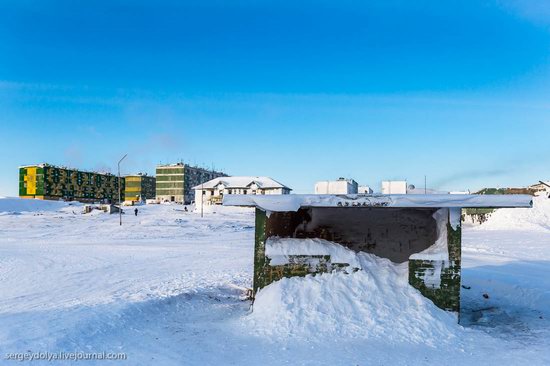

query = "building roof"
[125, 172, 152, 177]
[530, 181, 550, 188]
[316, 178, 357, 184]
[193, 176, 291, 190]
[19, 163, 115, 176]
[223, 194, 533, 212]
[156, 162, 185, 167]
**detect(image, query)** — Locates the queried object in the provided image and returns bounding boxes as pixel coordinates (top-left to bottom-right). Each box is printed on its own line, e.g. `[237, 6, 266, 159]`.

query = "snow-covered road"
[0, 198, 548, 365]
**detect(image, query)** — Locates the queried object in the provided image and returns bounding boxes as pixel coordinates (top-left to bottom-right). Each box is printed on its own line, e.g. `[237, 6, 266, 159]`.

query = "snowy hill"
[474, 196, 550, 232]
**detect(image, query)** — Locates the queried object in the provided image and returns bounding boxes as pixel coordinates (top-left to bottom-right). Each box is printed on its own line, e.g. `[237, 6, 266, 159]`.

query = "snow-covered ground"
[0, 197, 549, 365]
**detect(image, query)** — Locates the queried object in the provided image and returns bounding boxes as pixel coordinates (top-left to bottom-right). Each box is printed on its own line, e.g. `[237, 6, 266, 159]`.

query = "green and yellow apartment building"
[19, 164, 125, 203]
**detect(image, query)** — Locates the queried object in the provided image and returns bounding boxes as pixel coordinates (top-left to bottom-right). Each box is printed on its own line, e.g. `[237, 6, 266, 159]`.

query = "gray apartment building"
[155, 163, 226, 204]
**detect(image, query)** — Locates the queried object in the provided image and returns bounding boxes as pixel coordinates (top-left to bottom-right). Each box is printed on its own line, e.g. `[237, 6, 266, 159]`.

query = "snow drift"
[476, 196, 550, 232]
[244, 241, 460, 345]
[0, 197, 79, 214]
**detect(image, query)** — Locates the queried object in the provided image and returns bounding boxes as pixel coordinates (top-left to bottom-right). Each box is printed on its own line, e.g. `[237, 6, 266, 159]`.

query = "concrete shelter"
[223, 194, 532, 317]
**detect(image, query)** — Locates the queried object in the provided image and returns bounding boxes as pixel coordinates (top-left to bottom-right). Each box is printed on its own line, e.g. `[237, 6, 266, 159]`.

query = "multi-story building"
[358, 185, 374, 194]
[194, 176, 292, 206]
[19, 163, 124, 203]
[381, 180, 408, 194]
[155, 163, 226, 204]
[314, 178, 358, 194]
[124, 173, 156, 204]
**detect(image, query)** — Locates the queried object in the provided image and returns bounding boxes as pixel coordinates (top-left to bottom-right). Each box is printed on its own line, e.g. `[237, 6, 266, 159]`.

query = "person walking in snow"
[134, 208, 138, 216]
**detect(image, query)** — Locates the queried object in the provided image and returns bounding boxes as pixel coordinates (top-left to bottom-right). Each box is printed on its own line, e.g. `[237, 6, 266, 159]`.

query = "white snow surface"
[0, 197, 549, 365]
[265, 237, 361, 268]
[223, 193, 533, 212]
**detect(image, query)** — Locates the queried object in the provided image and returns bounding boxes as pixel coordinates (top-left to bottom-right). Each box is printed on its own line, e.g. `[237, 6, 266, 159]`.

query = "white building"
[194, 176, 292, 206]
[358, 186, 374, 194]
[381, 181, 408, 194]
[529, 181, 550, 197]
[450, 190, 471, 195]
[314, 178, 358, 194]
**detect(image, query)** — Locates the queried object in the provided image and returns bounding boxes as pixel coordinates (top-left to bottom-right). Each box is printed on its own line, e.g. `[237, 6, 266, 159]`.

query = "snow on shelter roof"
[223, 194, 533, 212]
[193, 176, 291, 190]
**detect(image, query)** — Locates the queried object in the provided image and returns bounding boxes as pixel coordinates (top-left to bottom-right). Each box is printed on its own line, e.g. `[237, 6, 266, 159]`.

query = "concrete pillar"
[408, 209, 461, 313]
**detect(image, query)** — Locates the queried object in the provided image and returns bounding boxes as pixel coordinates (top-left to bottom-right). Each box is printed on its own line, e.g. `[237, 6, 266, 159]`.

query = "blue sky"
[1, 0, 550, 195]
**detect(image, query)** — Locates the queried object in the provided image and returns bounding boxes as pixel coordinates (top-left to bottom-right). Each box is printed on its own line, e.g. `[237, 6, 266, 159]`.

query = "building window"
[243, 190, 248, 195]
[228, 189, 233, 194]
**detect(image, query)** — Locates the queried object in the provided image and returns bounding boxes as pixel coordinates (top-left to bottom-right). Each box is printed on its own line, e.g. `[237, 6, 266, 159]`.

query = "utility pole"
[118, 154, 127, 226]
[201, 181, 204, 218]
[424, 175, 427, 194]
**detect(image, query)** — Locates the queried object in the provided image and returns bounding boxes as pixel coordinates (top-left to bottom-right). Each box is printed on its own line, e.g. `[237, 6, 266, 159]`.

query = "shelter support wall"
[408, 210, 461, 313]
